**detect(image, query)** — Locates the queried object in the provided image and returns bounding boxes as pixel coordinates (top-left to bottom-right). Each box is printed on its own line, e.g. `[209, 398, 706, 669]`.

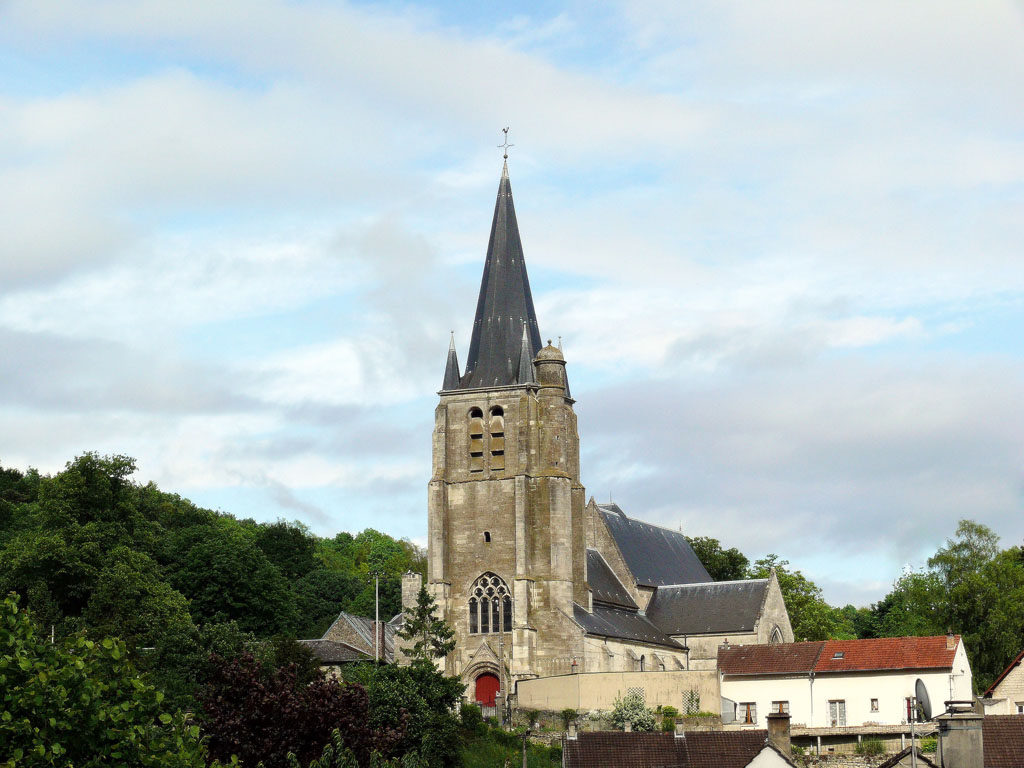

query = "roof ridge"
[658, 577, 769, 589]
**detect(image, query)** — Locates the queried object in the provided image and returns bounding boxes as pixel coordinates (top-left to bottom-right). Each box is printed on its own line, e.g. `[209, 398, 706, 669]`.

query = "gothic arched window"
[468, 408, 484, 472]
[770, 626, 783, 644]
[469, 573, 512, 634]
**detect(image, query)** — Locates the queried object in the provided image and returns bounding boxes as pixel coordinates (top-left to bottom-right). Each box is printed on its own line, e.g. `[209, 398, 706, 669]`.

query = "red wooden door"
[475, 673, 500, 707]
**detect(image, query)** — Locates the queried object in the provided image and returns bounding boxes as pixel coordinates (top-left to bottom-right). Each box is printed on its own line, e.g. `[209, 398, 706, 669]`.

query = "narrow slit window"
[484, 531, 491, 543]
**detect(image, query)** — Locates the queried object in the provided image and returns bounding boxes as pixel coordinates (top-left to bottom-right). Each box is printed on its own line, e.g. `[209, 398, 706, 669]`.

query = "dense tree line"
[688, 522, 1024, 692]
[0, 452, 425, 710]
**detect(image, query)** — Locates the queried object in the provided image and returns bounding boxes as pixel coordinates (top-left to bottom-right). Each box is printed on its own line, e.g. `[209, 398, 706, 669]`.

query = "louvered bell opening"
[469, 417, 484, 437]
[489, 415, 504, 434]
[470, 455, 484, 472]
[470, 437, 484, 453]
[490, 451, 505, 470]
[489, 435, 504, 452]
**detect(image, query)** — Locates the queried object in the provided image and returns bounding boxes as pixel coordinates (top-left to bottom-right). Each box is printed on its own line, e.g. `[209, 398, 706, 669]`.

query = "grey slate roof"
[456, 161, 543, 390]
[598, 504, 712, 588]
[647, 579, 769, 635]
[572, 603, 683, 649]
[299, 639, 371, 664]
[586, 548, 637, 609]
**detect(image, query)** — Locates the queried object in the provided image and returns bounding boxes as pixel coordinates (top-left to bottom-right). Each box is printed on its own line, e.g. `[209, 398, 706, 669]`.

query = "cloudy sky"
[2, 0, 1022, 606]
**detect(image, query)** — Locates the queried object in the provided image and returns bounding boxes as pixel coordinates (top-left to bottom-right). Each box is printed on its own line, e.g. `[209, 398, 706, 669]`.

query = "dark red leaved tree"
[198, 653, 404, 767]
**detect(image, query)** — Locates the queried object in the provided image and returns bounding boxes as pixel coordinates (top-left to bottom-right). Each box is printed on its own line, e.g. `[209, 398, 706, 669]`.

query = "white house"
[981, 647, 1024, 715]
[718, 636, 972, 729]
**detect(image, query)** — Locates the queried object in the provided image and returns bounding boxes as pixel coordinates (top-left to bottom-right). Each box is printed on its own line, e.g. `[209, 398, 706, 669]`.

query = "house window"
[1016, 702, 1024, 714]
[771, 701, 790, 715]
[829, 700, 846, 727]
[740, 703, 757, 725]
[832, 651, 844, 659]
[468, 408, 484, 472]
[469, 572, 511, 634]
[870, 698, 879, 712]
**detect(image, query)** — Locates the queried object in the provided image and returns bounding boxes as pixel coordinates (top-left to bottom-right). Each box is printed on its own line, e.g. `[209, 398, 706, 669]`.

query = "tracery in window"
[770, 626, 783, 644]
[469, 573, 512, 634]
[468, 408, 484, 472]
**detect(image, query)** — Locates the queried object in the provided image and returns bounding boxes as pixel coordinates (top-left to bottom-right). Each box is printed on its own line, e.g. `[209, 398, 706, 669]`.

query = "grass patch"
[460, 730, 562, 768]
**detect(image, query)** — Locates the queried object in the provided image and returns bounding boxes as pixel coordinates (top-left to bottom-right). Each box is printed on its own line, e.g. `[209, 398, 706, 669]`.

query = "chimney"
[936, 702, 983, 768]
[674, 722, 686, 739]
[567, 721, 577, 740]
[767, 713, 791, 755]
[402, 572, 422, 613]
[946, 632, 956, 650]
[624, 721, 632, 733]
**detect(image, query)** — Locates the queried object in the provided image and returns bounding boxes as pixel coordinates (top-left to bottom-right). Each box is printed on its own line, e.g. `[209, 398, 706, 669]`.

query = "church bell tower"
[427, 158, 588, 693]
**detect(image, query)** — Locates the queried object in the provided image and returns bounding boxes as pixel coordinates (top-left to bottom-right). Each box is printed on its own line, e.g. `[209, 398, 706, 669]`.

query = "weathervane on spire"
[498, 127, 514, 159]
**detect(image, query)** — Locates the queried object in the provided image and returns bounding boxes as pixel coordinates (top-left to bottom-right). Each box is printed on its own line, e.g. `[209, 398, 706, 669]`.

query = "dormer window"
[833, 651, 844, 659]
[468, 408, 484, 472]
[489, 406, 505, 471]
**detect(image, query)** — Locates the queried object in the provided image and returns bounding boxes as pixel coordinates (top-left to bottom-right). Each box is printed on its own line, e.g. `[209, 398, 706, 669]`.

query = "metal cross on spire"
[498, 127, 514, 159]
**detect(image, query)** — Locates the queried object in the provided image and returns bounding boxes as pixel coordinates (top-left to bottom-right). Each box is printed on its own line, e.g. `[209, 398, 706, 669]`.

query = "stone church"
[409, 158, 793, 710]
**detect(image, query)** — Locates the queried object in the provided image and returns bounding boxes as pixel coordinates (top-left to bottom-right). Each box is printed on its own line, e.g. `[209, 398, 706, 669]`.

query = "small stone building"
[414, 158, 794, 709]
[982, 647, 1024, 716]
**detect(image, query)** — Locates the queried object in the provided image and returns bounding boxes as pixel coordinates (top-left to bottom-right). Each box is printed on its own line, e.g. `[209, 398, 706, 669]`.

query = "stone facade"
[427, 345, 590, 687]
[982, 648, 1024, 715]
[419, 159, 794, 707]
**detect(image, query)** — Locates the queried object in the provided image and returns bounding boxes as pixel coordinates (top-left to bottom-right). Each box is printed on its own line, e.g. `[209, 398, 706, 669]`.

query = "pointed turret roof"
[459, 161, 542, 389]
[441, 333, 461, 391]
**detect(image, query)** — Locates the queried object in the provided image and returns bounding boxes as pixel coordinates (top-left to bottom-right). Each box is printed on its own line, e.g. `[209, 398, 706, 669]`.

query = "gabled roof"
[586, 548, 638, 609]
[457, 160, 543, 390]
[597, 503, 711, 588]
[572, 603, 682, 649]
[562, 730, 794, 768]
[718, 636, 961, 676]
[984, 715, 1024, 768]
[321, 610, 396, 662]
[984, 647, 1024, 696]
[718, 641, 825, 676]
[299, 639, 371, 664]
[815, 636, 959, 673]
[875, 746, 939, 768]
[646, 579, 769, 635]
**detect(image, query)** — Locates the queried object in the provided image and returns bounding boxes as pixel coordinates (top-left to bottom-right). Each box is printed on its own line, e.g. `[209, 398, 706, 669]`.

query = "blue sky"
[1, 0, 1022, 607]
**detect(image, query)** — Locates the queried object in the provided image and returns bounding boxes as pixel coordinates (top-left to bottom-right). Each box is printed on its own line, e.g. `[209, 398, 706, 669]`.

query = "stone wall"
[516, 669, 720, 712]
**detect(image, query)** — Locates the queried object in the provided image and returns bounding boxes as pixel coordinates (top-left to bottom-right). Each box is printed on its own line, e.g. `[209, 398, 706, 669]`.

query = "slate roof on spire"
[459, 161, 542, 389]
[441, 333, 461, 391]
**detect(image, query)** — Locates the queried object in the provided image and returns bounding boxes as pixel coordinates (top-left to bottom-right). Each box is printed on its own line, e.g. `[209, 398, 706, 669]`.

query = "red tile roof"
[984, 647, 1024, 697]
[815, 636, 959, 673]
[718, 641, 824, 676]
[562, 730, 790, 768]
[983, 714, 1024, 768]
[718, 636, 960, 676]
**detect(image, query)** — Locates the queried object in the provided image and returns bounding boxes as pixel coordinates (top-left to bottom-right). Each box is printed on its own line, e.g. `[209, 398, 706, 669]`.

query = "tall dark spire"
[441, 332, 461, 391]
[459, 161, 542, 389]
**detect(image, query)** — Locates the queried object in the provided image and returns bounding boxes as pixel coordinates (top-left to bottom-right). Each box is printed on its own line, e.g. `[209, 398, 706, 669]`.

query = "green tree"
[0, 593, 207, 768]
[685, 536, 749, 581]
[748, 555, 848, 641]
[162, 523, 299, 634]
[397, 586, 455, 663]
[256, 520, 318, 580]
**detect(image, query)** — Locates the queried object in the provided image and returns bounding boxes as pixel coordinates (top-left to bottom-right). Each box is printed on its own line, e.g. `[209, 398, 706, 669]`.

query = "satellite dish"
[915, 678, 933, 721]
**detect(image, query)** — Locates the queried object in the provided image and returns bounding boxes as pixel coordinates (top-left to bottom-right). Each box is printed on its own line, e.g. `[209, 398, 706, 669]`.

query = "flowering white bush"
[610, 692, 656, 732]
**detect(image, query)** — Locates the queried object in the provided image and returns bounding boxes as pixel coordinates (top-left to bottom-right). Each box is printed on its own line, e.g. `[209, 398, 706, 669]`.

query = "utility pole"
[368, 568, 384, 663]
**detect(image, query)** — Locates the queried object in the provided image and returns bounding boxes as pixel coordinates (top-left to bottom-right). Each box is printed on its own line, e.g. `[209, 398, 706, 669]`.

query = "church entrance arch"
[474, 673, 500, 708]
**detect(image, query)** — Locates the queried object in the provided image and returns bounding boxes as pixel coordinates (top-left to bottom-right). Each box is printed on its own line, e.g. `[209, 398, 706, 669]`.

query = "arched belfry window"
[468, 408, 484, 473]
[469, 573, 512, 634]
[489, 406, 505, 471]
